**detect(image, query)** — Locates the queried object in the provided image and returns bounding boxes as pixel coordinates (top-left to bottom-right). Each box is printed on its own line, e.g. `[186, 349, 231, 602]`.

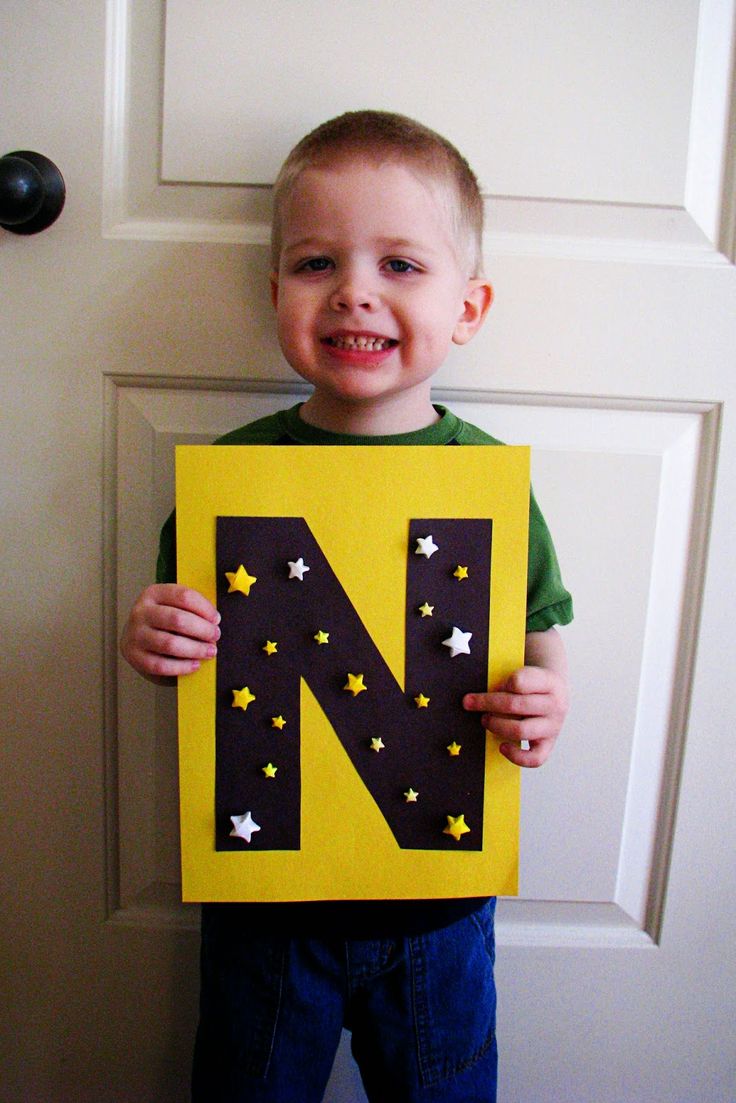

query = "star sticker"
[225, 564, 257, 596]
[313, 630, 330, 645]
[370, 737, 385, 752]
[447, 741, 462, 756]
[271, 715, 286, 730]
[453, 565, 469, 581]
[229, 811, 260, 843]
[444, 814, 470, 841]
[287, 558, 310, 580]
[442, 626, 472, 657]
[262, 762, 278, 779]
[344, 673, 367, 696]
[418, 602, 434, 617]
[404, 788, 419, 803]
[262, 640, 278, 655]
[414, 693, 430, 709]
[415, 535, 438, 558]
[232, 686, 256, 711]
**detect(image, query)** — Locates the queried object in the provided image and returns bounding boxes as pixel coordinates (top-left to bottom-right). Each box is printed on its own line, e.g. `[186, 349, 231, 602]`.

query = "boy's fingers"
[463, 662, 568, 770]
[463, 692, 491, 712]
[145, 603, 221, 643]
[499, 738, 555, 769]
[143, 626, 218, 660]
[463, 689, 555, 718]
[481, 714, 552, 744]
[139, 652, 204, 679]
[149, 584, 220, 623]
[502, 665, 556, 694]
[481, 690, 544, 717]
[129, 585, 221, 643]
[121, 583, 221, 682]
[461, 666, 551, 710]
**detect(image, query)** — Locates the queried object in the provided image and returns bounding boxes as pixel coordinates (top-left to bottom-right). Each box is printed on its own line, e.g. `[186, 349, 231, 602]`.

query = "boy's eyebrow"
[280, 236, 330, 255]
[375, 236, 442, 255]
[281, 235, 444, 257]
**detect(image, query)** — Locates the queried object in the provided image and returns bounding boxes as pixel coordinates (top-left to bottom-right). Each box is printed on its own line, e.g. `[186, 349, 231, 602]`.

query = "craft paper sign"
[176, 445, 529, 902]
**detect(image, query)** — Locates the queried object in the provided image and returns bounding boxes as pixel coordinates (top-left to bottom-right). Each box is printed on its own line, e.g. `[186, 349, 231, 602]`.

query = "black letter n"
[215, 516, 492, 852]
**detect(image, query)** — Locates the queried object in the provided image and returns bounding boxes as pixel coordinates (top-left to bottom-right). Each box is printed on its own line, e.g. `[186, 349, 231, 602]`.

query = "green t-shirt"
[157, 403, 573, 633]
[158, 402, 572, 937]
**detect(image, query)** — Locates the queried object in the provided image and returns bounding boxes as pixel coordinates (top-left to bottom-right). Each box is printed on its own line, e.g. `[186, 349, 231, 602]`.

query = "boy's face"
[271, 159, 491, 428]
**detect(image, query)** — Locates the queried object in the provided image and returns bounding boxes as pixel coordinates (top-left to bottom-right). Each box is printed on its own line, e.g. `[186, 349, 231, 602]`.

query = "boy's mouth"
[322, 333, 398, 352]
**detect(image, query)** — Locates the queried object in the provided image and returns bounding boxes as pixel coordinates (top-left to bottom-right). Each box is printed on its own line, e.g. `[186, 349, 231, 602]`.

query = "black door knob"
[0, 151, 65, 235]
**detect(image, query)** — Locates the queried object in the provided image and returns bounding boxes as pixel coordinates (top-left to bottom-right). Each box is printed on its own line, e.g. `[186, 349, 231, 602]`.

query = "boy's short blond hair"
[271, 110, 485, 277]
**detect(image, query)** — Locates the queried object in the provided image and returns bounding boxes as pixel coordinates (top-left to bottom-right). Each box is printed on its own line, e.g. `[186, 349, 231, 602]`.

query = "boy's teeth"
[328, 335, 394, 350]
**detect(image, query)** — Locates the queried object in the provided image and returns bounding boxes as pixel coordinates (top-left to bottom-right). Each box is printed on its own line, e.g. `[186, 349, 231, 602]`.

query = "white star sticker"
[415, 535, 438, 558]
[442, 626, 472, 657]
[287, 558, 310, 580]
[229, 811, 261, 843]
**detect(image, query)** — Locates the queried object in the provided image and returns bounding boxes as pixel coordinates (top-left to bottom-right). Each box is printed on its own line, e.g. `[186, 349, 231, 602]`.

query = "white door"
[2, 2, 735, 1101]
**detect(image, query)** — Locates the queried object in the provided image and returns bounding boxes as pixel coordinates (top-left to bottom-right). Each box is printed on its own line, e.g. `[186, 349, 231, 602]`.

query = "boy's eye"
[297, 256, 333, 273]
[385, 258, 418, 274]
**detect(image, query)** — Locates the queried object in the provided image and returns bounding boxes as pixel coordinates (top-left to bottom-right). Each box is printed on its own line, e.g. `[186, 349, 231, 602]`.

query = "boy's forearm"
[524, 627, 568, 678]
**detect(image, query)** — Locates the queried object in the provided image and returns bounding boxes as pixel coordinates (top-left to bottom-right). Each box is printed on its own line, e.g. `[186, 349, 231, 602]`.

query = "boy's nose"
[329, 271, 379, 312]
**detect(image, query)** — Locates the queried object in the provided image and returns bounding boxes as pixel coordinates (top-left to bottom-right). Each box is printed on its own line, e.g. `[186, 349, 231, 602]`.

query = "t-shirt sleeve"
[526, 488, 573, 632]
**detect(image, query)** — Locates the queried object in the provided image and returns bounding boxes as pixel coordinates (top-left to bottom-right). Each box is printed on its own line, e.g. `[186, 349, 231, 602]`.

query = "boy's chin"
[301, 380, 437, 427]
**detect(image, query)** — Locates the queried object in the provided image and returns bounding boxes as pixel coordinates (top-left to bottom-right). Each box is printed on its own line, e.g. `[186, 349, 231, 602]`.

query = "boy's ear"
[453, 279, 493, 345]
[269, 271, 279, 309]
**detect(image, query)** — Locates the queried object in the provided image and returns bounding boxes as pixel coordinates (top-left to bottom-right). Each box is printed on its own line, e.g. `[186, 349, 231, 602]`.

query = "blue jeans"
[192, 899, 497, 1102]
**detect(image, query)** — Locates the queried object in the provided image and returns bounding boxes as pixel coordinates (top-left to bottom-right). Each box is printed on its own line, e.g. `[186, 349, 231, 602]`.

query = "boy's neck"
[298, 392, 440, 437]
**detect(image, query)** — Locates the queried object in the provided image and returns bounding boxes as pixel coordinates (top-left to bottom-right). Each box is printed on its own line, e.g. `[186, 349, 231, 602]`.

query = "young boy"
[122, 110, 572, 1103]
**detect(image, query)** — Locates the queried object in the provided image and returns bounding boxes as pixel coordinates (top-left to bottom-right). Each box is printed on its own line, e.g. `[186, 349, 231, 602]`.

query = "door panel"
[110, 381, 717, 944]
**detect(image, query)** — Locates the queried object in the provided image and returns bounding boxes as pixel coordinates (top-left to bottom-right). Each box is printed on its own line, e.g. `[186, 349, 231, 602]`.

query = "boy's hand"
[120, 584, 220, 684]
[463, 628, 569, 768]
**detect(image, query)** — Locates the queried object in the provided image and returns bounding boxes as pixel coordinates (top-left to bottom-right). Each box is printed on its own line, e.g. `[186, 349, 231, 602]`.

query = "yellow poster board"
[176, 444, 529, 902]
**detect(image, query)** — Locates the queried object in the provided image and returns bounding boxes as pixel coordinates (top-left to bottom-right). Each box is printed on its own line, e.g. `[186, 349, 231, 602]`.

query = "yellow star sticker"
[414, 693, 430, 709]
[370, 737, 385, 752]
[271, 715, 286, 730]
[444, 814, 471, 840]
[447, 741, 462, 756]
[262, 640, 278, 655]
[232, 686, 256, 711]
[344, 673, 367, 696]
[225, 564, 257, 596]
[313, 630, 330, 645]
[404, 788, 419, 802]
[262, 762, 278, 778]
[453, 565, 469, 581]
[418, 602, 434, 617]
